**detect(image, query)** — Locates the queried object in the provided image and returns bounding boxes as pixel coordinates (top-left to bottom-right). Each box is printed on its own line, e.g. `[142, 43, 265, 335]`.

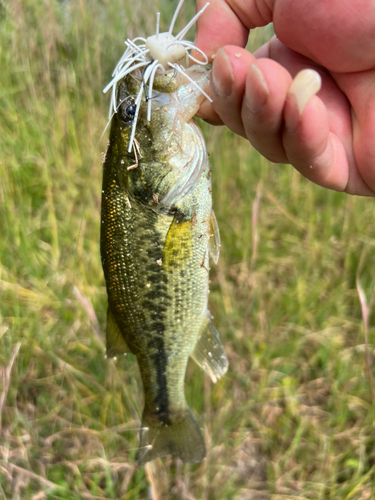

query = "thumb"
[195, 0, 273, 59]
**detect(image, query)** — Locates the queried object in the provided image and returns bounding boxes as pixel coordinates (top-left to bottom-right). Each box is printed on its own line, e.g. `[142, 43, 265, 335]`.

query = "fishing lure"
[103, 0, 212, 152]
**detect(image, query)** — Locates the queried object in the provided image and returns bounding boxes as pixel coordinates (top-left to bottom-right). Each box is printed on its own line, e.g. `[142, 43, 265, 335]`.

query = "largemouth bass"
[101, 2, 227, 466]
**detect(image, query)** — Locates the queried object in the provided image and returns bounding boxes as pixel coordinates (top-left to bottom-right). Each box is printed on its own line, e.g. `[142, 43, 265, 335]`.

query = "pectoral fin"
[163, 213, 192, 270]
[191, 314, 228, 383]
[209, 210, 220, 265]
[106, 307, 131, 357]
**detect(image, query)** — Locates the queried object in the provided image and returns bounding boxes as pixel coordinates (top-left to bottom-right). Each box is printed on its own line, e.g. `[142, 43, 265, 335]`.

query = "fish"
[100, 1, 228, 465]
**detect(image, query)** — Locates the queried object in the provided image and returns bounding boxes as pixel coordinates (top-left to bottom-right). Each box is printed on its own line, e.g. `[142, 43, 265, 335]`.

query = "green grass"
[1, 0, 375, 498]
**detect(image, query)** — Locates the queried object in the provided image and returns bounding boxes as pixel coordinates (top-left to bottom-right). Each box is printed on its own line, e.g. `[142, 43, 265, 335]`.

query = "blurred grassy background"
[1, 0, 375, 498]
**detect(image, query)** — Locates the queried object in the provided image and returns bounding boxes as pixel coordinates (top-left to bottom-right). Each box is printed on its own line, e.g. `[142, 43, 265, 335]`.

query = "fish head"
[114, 65, 210, 159]
[111, 66, 211, 209]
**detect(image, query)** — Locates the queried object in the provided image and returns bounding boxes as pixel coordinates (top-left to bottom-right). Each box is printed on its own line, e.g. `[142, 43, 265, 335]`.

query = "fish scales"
[101, 67, 227, 464]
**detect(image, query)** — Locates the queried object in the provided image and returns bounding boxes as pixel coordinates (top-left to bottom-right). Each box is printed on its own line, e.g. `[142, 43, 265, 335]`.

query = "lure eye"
[120, 99, 136, 124]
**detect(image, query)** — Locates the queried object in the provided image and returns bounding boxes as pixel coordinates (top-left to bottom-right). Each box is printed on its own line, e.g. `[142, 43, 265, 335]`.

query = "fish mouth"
[149, 65, 211, 122]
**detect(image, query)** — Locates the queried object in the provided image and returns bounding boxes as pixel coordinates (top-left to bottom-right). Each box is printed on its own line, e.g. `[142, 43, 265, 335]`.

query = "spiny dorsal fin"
[191, 314, 228, 383]
[209, 209, 220, 265]
[106, 307, 131, 357]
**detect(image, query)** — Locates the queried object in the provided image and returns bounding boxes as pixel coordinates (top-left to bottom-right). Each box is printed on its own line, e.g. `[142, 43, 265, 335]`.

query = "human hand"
[195, 0, 375, 196]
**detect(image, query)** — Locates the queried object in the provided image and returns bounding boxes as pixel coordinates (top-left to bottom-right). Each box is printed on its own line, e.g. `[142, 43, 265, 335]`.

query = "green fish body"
[100, 67, 227, 464]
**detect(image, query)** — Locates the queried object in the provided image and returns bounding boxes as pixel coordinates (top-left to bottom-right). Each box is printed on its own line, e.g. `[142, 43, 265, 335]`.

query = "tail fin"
[137, 407, 206, 465]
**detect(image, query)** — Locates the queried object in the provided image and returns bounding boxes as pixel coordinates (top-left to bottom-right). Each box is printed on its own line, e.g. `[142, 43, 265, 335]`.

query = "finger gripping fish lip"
[103, 0, 212, 153]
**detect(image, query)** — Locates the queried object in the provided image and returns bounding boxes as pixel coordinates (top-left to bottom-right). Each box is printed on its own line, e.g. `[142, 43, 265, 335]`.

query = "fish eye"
[120, 99, 136, 124]
[125, 104, 136, 118]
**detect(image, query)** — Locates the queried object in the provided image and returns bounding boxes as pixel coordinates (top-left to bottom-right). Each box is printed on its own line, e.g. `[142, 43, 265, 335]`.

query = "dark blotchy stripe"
[147, 336, 170, 425]
[143, 236, 171, 425]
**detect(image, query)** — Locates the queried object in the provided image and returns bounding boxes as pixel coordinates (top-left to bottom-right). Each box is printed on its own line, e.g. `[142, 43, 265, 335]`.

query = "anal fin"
[191, 314, 228, 383]
[106, 307, 131, 357]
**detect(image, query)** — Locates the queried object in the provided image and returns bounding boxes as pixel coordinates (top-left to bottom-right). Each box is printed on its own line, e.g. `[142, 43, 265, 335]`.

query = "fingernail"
[247, 64, 269, 112]
[288, 69, 322, 115]
[211, 48, 233, 97]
